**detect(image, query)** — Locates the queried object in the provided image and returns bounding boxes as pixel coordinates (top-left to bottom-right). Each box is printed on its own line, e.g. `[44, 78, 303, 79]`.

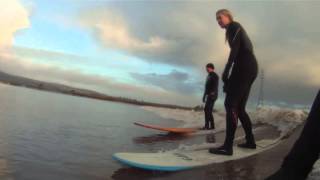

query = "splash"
[251, 106, 307, 138]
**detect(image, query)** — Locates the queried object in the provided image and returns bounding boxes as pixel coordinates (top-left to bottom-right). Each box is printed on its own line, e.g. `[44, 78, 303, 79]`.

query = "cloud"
[77, 2, 228, 67]
[9, 46, 90, 65]
[0, 51, 199, 106]
[79, 9, 175, 61]
[131, 70, 202, 94]
[75, 1, 320, 105]
[0, 0, 30, 48]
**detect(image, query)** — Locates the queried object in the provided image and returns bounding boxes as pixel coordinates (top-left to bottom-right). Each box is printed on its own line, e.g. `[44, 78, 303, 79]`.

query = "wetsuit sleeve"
[202, 92, 207, 103]
[222, 24, 241, 83]
[204, 87, 208, 96]
[203, 77, 208, 102]
[211, 75, 219, 96]
[203, 89, 207, 101]
[203, 78, 209, 100]
[205, 75, 218, 96]
[203, 76, 210, 102]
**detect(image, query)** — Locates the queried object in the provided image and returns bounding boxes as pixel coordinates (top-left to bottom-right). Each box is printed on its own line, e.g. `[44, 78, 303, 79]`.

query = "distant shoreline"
[0, 71, 195, 111]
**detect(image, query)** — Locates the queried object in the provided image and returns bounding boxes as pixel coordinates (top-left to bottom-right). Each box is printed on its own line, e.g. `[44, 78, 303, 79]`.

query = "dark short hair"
[206, 63, 214, 69]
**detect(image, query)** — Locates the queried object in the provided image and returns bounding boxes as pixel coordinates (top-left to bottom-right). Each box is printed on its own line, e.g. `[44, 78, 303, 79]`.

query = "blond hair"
[216, 9, 234, 42]
[216, 9, 233, 22]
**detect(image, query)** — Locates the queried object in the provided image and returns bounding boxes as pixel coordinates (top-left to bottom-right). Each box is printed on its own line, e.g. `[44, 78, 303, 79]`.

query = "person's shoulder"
[214, 72, 219, 79]
[231, 21, 241, 27]
[211, 72, 219, 79]
[228, 21, 242, 31]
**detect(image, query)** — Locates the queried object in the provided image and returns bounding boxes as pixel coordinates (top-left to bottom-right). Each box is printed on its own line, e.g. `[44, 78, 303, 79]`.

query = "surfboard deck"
[113, 138, 281, 171]
[134, 122, 199, 134]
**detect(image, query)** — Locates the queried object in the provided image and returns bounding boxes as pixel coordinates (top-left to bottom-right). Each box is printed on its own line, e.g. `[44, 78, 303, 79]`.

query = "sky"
[0, 0, 319, 107]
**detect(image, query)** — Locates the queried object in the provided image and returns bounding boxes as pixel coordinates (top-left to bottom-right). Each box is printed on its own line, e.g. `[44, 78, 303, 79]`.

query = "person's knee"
[204, 109, 212, 115]
[238, 110, 247, 119]
[204, 105, 213, 113]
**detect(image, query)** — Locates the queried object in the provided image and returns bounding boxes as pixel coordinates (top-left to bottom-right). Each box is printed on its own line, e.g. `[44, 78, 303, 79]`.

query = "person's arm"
[211, 75, 219, 96]
[203, 78, 208, 103]
[212, 75, 219, 97]
[222, 25, 241, 83]
[202, 93, 207, 103]
[207, 75, 218, 97]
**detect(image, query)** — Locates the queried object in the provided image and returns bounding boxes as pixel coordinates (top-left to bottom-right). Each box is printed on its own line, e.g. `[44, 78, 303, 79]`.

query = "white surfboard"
[113, 138, 281, 171]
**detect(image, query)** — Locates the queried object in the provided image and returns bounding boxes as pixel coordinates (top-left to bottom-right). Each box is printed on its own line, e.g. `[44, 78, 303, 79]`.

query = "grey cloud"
[78, 1, 226, 67]
[79, 1, 320, 106]
[131, 70, 203, 95]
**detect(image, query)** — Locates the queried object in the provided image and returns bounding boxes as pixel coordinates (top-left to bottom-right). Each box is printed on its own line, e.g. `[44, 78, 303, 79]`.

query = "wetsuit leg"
[224, 93, 239, 148]
[238, 79, 255, 144]
[204, 97, 215, 129]
[203, 107, 209, 129]
[224, 76, 255, 148]
[266, 90, 320, 180]
[209, 97, 216, 129]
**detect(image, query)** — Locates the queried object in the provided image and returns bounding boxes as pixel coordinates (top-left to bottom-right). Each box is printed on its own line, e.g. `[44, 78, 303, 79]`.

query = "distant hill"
[0, 71, 194, 110]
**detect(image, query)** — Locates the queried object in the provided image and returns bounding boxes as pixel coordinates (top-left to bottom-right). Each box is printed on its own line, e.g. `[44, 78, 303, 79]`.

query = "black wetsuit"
[203, 72, 219, 129]
[266, 90, 320, 180]
[222, 21, 258, 149]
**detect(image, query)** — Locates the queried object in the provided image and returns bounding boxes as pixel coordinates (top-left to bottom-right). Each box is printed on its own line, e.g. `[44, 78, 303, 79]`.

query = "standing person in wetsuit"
[209, 9, 258, 156]
[266, 90, 320, 180]
[201, 63, 219, 130]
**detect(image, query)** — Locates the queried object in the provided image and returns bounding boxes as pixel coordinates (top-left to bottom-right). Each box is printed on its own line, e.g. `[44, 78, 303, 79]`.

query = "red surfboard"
[134, 122, 199, 134]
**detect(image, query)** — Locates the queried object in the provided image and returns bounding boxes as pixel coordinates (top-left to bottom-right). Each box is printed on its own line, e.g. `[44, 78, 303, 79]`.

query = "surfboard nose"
[113, 152, 192, 171]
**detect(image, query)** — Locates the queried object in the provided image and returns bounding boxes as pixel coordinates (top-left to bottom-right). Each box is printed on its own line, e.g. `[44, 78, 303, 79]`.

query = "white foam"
[142, 106, 307, 153]
[142, 106, 227, 131]
[251, 107, 307, 137]
[142, 106, 307, 137]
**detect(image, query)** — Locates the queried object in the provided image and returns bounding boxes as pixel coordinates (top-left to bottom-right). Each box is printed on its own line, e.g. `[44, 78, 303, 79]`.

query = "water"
[0, 84, 315, 180]
[0, 84, 186, 180]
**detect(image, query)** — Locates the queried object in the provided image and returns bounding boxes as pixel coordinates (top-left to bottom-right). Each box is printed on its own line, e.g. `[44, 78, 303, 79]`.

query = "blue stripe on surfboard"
[112, 154, 193, 171]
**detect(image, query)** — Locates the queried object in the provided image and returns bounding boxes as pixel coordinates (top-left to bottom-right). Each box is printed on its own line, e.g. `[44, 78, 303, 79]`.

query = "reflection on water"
[0, 159, 10, 179]
[112, 167, 171, 180]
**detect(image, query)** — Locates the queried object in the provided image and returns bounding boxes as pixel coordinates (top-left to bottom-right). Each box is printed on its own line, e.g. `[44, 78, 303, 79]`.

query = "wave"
[142, 106, 307, 138]
[251, 106, 307, 138]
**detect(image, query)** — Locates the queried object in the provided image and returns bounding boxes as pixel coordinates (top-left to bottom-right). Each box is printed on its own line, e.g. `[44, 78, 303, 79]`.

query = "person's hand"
[222, 71, 229, 83]
[223, 82, 229, 93]
[202, 95, 207, 103]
